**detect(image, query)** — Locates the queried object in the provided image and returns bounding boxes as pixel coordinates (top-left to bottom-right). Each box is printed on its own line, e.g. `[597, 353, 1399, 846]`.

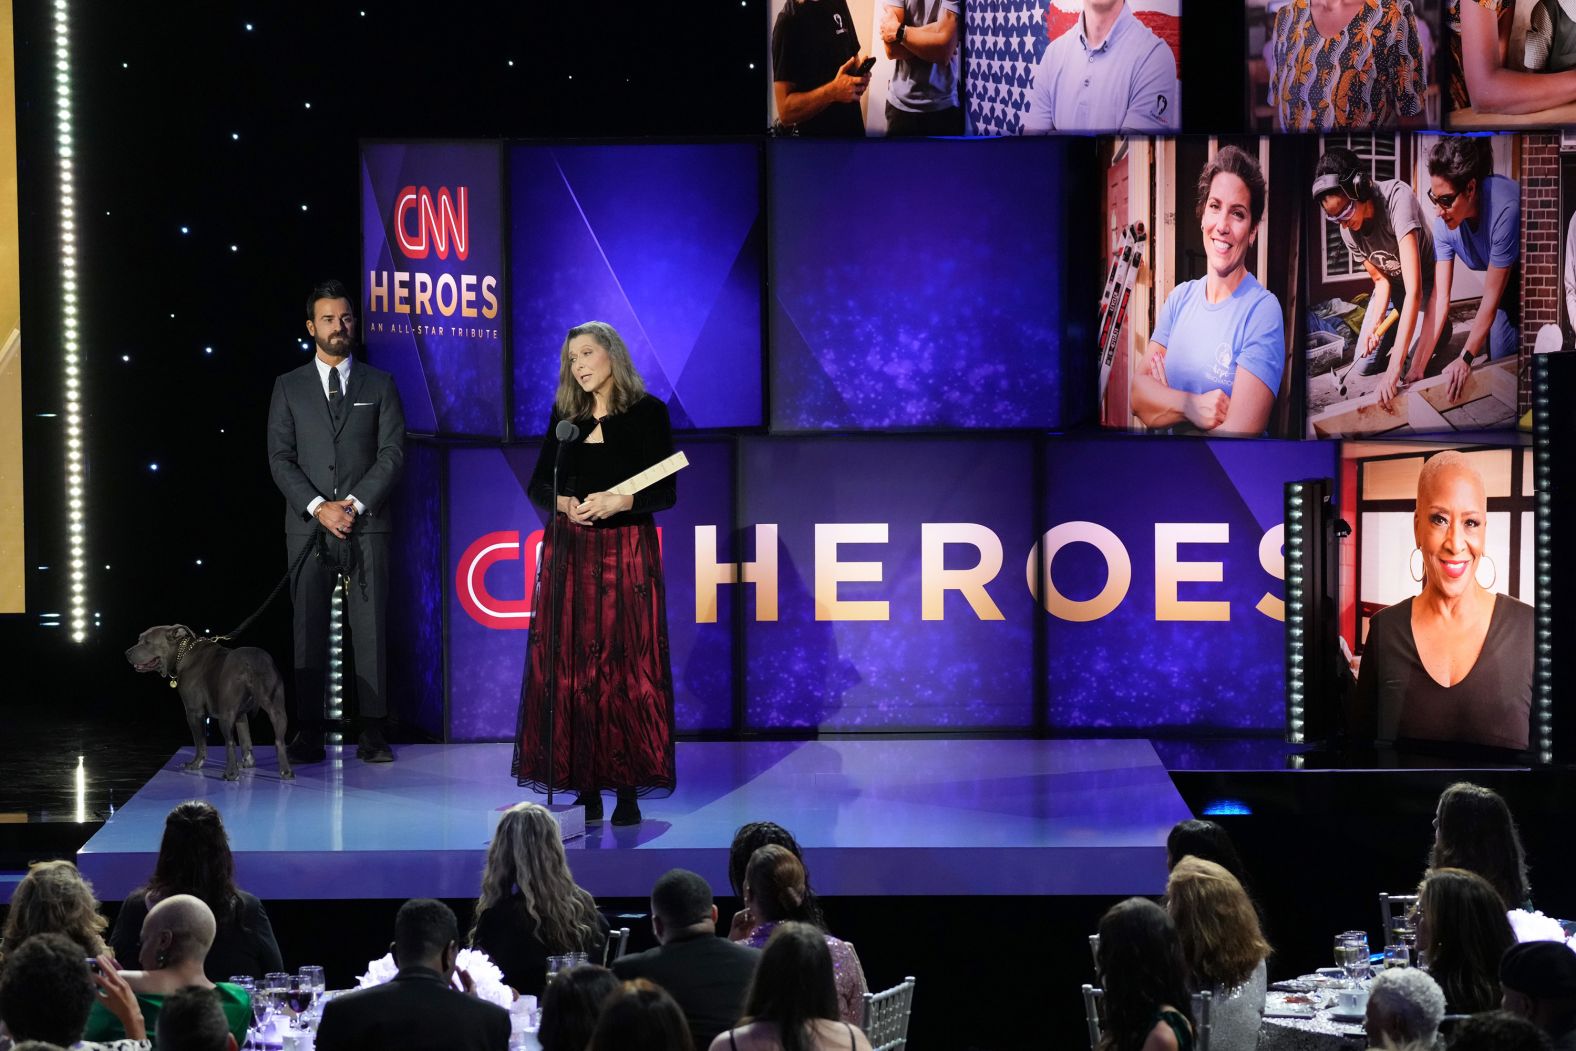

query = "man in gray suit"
[267, 279, 405, 763]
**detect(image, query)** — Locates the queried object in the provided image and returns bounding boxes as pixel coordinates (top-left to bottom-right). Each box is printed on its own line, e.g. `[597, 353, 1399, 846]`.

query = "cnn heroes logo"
[367, 185, 500, 336]
[456, 521, 1286, 629]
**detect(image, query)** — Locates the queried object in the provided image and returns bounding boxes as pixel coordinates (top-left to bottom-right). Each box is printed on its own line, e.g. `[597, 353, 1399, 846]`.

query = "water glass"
[1384, 943, 1410, 969]
[545, 955, 567, 984]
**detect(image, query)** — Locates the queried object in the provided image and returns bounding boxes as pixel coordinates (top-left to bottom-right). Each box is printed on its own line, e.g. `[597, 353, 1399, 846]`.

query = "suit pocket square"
[352, 401, 375, 407]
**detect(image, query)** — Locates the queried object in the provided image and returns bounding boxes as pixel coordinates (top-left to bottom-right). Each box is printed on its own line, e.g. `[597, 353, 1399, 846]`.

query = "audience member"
[1416, 868, 1516, 1014]
[109, 801, 283, 981]
[614, 869, 762, 1051]
[469, 802, 609, 997]
[1429, 782, 1532, 911]
[0, 932, 147, 1049]
[1365, 966, 1447, 1049]
[82, 895, 250, 1047]
[1164, 858, 1268, 1050]
[1501, 941, 1576, 1050]
[315, 899, 510, 1051]
[1164, 820, 1252, 894]
[1448, 1010, 1554, 1051]
[538, 964, 620, 1051]
[588, 979, 693, 1051]
[711, 923, 873, 1051]
[1095, 897, 1195, 1051]
[727, 822, 824, 935]
[155, 985, 236, 1051]
[0, 860, 110, 964]
[732, 846, 867, 1024]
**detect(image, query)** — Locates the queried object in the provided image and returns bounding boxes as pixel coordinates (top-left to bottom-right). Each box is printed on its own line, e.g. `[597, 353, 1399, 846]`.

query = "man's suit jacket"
[267, 358, 405, 534]
[313, 967, 510, 1051]
[613, 932, 762, 1051]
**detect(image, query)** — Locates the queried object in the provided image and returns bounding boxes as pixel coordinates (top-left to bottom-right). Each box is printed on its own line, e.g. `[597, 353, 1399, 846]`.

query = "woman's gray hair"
[1368, 967, 1447, 1045]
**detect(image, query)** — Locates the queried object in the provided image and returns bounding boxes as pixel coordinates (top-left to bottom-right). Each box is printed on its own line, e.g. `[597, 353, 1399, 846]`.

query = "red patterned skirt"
[512, 517, 676, 796]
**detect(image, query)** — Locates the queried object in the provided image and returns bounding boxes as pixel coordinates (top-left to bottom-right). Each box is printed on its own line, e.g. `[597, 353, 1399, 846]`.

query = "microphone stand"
[541, 419, 578, 806]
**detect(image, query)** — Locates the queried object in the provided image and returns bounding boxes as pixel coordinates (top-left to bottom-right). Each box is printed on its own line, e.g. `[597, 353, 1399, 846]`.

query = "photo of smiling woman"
[1132, 146, 1287, 436]
[1351, 447, 1533, 754]
[512, 321, 677, 827]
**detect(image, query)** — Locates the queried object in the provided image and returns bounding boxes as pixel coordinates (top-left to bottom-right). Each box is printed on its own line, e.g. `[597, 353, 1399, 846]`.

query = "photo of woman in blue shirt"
[1133, 146, 1286, 437]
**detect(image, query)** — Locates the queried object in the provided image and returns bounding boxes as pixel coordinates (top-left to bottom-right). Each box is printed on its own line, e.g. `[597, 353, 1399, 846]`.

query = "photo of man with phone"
[770, 0, 871, 136]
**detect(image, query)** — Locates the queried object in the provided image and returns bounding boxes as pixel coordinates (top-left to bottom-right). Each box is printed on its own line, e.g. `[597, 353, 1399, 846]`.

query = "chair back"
[1081, 985, 1103, 1051]
[860, 975, 916, 1051]
[1084, 985, 1208, 1051]
[1088, 933, 1101, 974]
[603, 926, 630, 966]
[1378, 892, 1418, 944]
[1190, 989, 1212, 1051]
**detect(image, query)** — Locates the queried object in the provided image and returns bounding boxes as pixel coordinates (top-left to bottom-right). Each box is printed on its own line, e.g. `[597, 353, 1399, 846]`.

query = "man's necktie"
[327, 364, 343, 417]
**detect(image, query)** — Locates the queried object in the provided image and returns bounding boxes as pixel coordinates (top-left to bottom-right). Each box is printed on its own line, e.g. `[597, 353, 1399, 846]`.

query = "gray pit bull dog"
[125, 625, 295, 781]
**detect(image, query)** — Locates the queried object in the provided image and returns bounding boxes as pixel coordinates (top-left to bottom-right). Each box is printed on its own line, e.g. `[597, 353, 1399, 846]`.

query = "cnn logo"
[395, 185, 468, 261]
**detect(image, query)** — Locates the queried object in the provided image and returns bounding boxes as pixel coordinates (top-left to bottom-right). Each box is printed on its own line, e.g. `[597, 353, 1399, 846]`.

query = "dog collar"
[168, 635, 198, 689]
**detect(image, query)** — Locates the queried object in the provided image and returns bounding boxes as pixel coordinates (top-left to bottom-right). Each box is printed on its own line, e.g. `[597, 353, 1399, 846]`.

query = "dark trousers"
[287, 530, 389, 726]
[885, 102, 965, 137]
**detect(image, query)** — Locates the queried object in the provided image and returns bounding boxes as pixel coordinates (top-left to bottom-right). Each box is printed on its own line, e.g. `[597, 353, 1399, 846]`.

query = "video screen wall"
[509, 143, 765, 435]
[363, 136, 1547, 760]
[768, 138, 1071, 431]
[439, 431, 1328, 739]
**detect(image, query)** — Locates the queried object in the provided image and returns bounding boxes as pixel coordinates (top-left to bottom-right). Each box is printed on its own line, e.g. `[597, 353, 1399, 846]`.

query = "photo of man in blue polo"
[1021, 0, 1181, 133]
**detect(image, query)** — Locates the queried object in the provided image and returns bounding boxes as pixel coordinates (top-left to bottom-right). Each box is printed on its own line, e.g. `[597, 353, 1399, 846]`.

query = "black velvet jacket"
[526, 394, 677, 526]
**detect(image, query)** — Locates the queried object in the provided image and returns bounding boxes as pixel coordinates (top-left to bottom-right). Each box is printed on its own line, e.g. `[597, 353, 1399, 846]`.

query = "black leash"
[208, 533, 345, 645]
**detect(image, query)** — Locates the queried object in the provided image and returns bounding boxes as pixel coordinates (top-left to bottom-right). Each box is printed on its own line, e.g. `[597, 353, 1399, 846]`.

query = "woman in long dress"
[513, 321, 677, 826]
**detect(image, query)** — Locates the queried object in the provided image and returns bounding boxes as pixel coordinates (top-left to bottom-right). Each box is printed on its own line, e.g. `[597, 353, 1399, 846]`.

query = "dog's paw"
[241, 752, 256, 769]
[280, 768, 296, 781]
[180, 757, 204, 772]
[222, 766, 241, 782]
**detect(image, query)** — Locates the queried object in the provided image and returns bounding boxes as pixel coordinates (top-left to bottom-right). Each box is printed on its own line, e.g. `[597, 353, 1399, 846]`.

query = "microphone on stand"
[542, 418, 579, 808]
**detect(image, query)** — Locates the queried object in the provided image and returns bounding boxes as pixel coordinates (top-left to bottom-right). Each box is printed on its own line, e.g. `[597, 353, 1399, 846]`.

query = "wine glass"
[285, 975, 316, 1029]
[1336, 931, 1369, 984]
[298, 966, 326, 1026]
[1384, 943, 1410, 969]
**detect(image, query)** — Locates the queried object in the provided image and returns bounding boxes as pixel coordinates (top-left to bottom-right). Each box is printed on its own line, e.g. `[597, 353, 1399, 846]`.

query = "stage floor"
[76, 739, 1192, 900]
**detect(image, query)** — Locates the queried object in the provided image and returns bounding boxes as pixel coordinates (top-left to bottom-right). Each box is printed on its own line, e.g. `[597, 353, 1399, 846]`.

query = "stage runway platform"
[76, 739, 1192, 900]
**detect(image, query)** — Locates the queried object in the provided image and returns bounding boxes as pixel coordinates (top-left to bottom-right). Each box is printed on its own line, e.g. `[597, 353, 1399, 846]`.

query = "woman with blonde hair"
[731, 845, 867, 1024]
[0, 859, 109, 963]
[1164, 857, 1270, 1051]
[469, 801, 609, 996]
[513, 320, 678, 826]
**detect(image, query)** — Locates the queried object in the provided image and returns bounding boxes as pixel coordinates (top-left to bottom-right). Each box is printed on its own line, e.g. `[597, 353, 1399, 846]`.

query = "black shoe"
[286, 732, 325, 765]
[356, 731, 394, 763]
[573, 792, 604, 823]
[611, 791, 642, 826]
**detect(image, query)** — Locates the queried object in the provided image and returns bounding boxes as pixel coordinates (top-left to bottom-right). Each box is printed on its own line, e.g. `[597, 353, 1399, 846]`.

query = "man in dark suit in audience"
[1501, 941, 1576, 1051]
[613, 868, 762, 1051]
[315, 899, 509, 1051]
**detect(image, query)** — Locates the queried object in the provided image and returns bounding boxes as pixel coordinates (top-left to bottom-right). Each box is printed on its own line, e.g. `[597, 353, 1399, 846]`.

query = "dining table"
[1257, 982, 1369, 1051]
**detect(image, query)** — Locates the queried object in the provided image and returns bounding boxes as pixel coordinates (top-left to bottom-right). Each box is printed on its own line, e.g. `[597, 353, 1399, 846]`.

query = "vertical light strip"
[328, 583, 344, 742]
[1532, 355, 1553, 765]
[55, 0, 86, 642]
[1283, 482, 1307, 744]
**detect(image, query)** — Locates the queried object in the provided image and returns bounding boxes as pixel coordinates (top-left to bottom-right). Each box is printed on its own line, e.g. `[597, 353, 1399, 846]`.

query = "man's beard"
[316, 332, 353, 359]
